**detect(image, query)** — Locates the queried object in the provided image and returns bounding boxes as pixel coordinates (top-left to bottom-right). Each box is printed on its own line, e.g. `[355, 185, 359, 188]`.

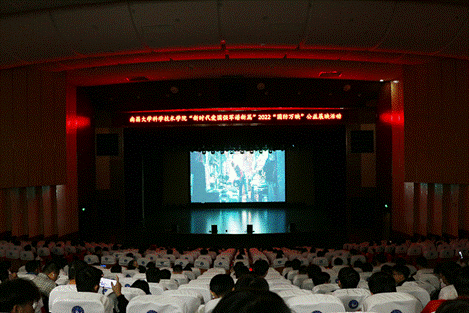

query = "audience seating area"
[1, 237, 468, 313]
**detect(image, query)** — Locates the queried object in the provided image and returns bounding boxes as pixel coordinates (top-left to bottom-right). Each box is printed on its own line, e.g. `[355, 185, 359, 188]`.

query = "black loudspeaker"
[350, 130, 374, 153]
[96, 134, 119, 156]
[247, 224, 253, 235]
[211, 225, 218, 234]
[289, 223, 297, 233]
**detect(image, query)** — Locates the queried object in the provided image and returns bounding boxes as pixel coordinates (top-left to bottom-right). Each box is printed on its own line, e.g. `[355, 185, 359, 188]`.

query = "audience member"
[32, 261, 60, 311]
[0, 278, 41, 313]
[211, 289, 291, 313]
[337, 267, 360, 289]
[367, 272, 396, 294]
[252, 260, 269, 278]
[130, 279, 150, 295]
[438, 261, 461, 300]
[422, 266, 469, 313]
[234, 274, 269, 291]
[204, 274, 235, 313]
[392, 264, 412, 286]
[435, 299, 469, 313]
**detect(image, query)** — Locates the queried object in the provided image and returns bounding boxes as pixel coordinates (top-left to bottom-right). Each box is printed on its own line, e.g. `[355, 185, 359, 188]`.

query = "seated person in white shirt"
[171, 264, 188, 285]
[204, 274, 235, 313]
[368, 271, 396, 294]
[415, 256, 433, 276]
[312, 271, 339, 294]
[21, 261, 41, 280]
[392, 264, 414, 287]
[437, 261, 462, 300]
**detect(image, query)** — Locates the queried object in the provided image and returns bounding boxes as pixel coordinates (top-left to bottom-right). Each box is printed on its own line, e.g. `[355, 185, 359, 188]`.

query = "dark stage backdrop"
[123, 125, 346, 234]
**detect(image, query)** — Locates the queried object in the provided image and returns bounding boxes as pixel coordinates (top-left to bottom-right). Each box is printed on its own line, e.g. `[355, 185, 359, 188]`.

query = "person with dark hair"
[212, 289, 291, 313]
[204, 274, 235, 313]
[159, 269, 178, 290]
[422, 266, 469, 313]
[171, 264, 188, 285]
[130, 279, 150, 295]
[252, 260, 269, 278]
[392, 264, 412, 286]
[438, 261, 462, 300]
[286, 259, 302, 281]
[145, 267, 161, 283]
[435, 299, 469, 313]
[75, 266, 126, 313]
[110, 264, 122, 273]
[0, 278, 41, 313]
[234, 274, 269, 292]
[22, 261, 40, 280]
[337, 267, 360, 289]
[32, 261, 60, 302]
[312, 271, 340, 294]
[127, 260, 138, 270]
[367, 272, 396, 294]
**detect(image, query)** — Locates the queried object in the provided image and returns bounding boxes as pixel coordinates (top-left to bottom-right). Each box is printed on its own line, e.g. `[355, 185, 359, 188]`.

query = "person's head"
[211, 289, 291, 313]
[68, 260, 87, 281]
[24, 261, 40, 274]
[110, 264, 122, 273]
[436, 299, 469, 313]
[380, 264, 393, 276]
[368, 272, 396, 294]
[306, 264, 322, 278]
[76, 266, 103, 292]
[145, 268, 161, 283]
[138, 265, 146, 273]
[127, 260, 138, 270]
[337, 267, 360, 289]
[373, 253, 387, 265]
[312, 271, 330, 286]
[131, 280, 150, 294]
[42, 261, 60, 282]
[234, 265, 250, 279]
[172, 264, 183, 274]
[392, 265, 410, 285]
[453, 266, 469, 297]
[252, 260, 269, 278]
[210, 274, 235, 298]
[234, 274, 269, 292]
[146, 262, 156, 269]
[0, 278, 41, 313]
[416, 256, 428, 268]
[333, 257, 344, 266]
[360, 262, 373, 273]
[439, 261, 462, 286]
[159, 269, 171, 280]
[291, 259, 301, 271]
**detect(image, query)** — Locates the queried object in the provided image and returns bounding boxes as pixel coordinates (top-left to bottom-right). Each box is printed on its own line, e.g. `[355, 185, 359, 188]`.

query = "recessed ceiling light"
[379, 79, 384, 82]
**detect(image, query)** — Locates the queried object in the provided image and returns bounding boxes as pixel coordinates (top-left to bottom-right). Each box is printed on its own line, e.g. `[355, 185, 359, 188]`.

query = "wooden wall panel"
[27, 69, 44, 187]
[0, 70, 15, 188]
[404, 60, 469, 184]
[12, 69, 30, 187]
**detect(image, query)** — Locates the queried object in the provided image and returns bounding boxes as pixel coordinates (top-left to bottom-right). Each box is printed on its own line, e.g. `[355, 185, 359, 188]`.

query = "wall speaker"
[247, 224, 253, 234]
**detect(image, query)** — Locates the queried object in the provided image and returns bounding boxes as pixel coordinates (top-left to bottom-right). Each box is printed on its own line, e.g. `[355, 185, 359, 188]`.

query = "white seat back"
[105, 286, 146, 301]
[397, 284, 431, 307]
[164, 289, 203, 312]
[127, 295, 185, 313]
[194, 258, 210, 269]
[84, 254, 100, 265]
[119, 256, 134, 266]
[101, 255, 116, 265]
[156, 258, 172, 268]
[51, 292, 113, 313]
[286, 294, 345, 313]
[20, 251, 34, 261]
[363, 292, 423, 313]
[277, 288, 312, 301]
[332, 288, 371, 312]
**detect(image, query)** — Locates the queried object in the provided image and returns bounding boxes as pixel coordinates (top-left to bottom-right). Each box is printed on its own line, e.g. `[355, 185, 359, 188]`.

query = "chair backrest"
[273, 258, 287, 268]
[84, 254, 100, 265]
[174, 258, 190, 267]
[119, 256, 134, 266]
[350, 255, 366, 266]
[155, 258, 171, 268]
[127, 295, 185, 313]
[137, 257, 151, 267]
[20, 250, 34, 261]
[312, 283, 340, 294]
[397, 284, 431, 307]
[51, 291, 113, 313]
[277, 288, 312, 301]
[363, 292, 424, 313]
[105, 286, 146, 301]
[49, 285, 78, 311]
[332, 288, 371, 312]
[179, 285, 212, 303]
[101, 255, 116, 265]
[6, 249, 20, 259]
[312, 257, 329, 267]
[286, 294, 346, 313]
[148, 282, 165, 295]
[52, 246, 65, 256]
[164, 289, 203, 311]
[214, 259, 230, 270]
[145, 254, 158, 262]
[194, 258, 210, 269]
[181, 254, 194, 263]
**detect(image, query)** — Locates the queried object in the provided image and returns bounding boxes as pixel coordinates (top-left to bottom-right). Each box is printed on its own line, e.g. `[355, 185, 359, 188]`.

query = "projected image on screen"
[190, 150, 285, 203]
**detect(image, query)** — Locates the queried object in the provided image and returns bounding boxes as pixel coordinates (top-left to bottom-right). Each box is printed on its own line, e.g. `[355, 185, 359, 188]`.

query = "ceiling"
[1, 0, 468, 85]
